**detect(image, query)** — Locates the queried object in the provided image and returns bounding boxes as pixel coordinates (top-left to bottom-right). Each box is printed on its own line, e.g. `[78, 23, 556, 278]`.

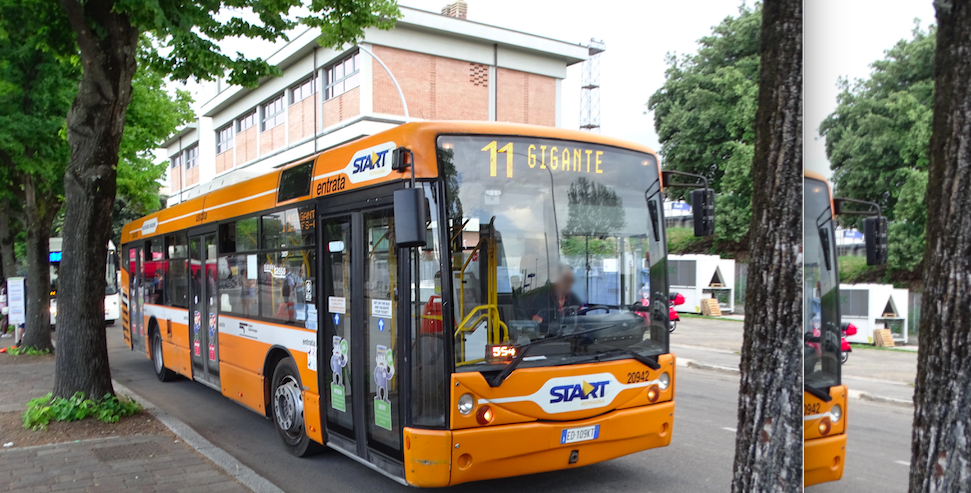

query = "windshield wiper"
[488, 324, 656, 387]
[804, 384, 833, 403]
[574, 347, 661, 370]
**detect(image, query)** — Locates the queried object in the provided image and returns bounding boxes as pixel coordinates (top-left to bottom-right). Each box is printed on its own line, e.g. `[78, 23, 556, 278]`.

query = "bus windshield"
[804, 178, 841, 390]
[438, 135, 668, 373]
[106, 250, 119, 295]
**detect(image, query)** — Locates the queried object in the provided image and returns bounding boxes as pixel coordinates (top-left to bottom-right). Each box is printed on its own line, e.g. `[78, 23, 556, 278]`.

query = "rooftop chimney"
[441, 0, 468, 19]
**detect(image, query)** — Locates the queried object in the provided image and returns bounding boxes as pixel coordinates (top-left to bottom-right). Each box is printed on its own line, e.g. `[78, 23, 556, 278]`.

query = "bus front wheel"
[271, 358, 322, 457]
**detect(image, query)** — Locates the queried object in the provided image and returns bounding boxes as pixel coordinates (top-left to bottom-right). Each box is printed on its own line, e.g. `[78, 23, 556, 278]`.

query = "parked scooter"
[840, 322, 857, 364]
[668, 292, 685, 333]
[634, 289, 685, 333]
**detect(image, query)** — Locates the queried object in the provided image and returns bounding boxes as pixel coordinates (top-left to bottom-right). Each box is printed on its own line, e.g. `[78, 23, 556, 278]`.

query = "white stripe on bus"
[129, 189, 277, 236]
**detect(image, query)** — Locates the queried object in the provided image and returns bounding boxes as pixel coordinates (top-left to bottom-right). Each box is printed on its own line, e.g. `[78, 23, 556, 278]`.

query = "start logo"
[549, 380, 610, 403]
[345, 141, 396, 184]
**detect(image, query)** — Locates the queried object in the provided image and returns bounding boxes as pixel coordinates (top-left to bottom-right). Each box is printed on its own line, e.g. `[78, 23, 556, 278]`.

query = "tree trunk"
[0, 198, 17, 280]
[53, 0, 138, 400]
[730, 0, 802, 491]
[18, 175, 55, 352]
[908, 1, 971, 489]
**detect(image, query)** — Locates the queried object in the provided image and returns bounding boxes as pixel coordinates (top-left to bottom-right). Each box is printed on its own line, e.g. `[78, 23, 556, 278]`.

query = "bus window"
[410, 183, 447, 427]
[218, 254, 258, 316]
[260, 250, 315, 324]
[166, 234, 189, 308]
[438, 135, 667, 372]
[804, 179, 840, 389]
[262, 207, 314, 250]
[143, 240, 164, 304]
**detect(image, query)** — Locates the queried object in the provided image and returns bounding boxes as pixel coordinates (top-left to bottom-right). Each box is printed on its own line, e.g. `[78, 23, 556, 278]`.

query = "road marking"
[721, 427, 736, 432]
[895, 461, 910, 466]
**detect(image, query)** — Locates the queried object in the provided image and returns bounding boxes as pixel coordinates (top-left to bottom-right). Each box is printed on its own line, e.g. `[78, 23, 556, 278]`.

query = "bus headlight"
[830, 404, 842, 423]
[658, 372, 670, 390]
[458, 393, 475, 415]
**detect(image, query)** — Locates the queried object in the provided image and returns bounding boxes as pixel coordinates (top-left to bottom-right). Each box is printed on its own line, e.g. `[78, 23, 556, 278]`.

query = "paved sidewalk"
[0, 353, 251, 493]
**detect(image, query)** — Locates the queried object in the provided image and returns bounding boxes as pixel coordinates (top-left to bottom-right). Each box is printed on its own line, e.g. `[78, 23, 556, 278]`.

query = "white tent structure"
[668, 254, 735, 314]
[839, 283, 909, 344]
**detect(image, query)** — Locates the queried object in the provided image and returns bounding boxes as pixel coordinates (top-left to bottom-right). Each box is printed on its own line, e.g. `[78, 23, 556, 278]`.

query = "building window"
[170, 154, 182, 169]
[262, 94, 285, 131]
[237, 110, 257, 132]
[290, 78, 316, 105]
[216, 125, 234, 154]
[184, 145, 199, 169]
[325, 51, 361, 100]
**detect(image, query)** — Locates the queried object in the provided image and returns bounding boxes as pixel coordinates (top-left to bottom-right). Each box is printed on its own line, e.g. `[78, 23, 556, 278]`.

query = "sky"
[805, 0, 936, 178]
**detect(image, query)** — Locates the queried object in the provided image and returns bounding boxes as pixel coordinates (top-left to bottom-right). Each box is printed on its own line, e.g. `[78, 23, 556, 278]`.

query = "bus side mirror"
[862, 216, 887, 266]
[394, 188, 427, 248]
[691, 189, 715, 237]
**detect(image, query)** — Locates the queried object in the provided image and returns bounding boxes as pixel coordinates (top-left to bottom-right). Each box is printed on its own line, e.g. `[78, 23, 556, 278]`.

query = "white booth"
[839, 283, 909, 344]
[668, 254, 735, 314]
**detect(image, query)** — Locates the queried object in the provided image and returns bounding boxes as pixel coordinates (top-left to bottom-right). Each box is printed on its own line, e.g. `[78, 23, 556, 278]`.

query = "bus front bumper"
[403, 401, 674, 487]
[804, 433, 846, 487]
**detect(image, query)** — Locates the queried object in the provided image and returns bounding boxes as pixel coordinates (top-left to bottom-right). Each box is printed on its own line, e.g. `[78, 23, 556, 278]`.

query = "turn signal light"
[476, 405, 494, 425]
[647, 385, 660, 403]
[818, 417, 831, 436]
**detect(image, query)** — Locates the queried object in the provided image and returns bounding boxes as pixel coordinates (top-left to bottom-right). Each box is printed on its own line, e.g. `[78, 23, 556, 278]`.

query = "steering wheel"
[577, 305, 610, 315]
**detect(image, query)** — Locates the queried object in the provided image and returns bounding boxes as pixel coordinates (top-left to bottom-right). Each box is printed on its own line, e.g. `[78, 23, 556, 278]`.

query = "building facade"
[162, 5, 587, 206]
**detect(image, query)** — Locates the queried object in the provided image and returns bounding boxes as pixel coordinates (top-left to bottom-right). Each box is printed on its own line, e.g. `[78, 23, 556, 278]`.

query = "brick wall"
[288, 95, 317, 142]
[215, 151, 234, 174]
[185, 166, 200, 187]
[322, 86, 360, 128]
[260, 125, 286, 155]
[236, 127, 257, 166]
[496, 68, 555, 126]
[170, 167, 182, 192]
[372, 46, 489, 121]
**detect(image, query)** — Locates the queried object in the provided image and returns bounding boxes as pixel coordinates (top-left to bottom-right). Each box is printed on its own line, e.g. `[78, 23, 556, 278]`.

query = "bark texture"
[18, 174, 57, 352]
[0, 198, 16, 281]
[53, 0, 138, 400]
[730, 0, 802, 491]
[908, 1, 971, 489]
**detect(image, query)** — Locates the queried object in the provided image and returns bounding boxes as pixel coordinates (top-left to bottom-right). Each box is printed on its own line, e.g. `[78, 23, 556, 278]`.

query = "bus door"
[125, 244, 145, 351]
[189, 231, 220, 388]
[319, 204, 404, 475]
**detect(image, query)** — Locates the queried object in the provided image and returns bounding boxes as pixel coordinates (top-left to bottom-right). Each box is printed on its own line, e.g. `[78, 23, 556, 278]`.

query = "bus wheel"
[271, 358, 321, 457]
[151, 330, 177, 382]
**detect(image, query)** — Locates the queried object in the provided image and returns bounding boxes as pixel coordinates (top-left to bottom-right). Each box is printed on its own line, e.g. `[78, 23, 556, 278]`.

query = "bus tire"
[151, 329, 178, 382]
[271, 358, 322, 457]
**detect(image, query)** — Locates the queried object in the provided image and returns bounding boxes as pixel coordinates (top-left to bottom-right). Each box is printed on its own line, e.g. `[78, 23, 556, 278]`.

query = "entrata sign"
[313, 141, 397, 196]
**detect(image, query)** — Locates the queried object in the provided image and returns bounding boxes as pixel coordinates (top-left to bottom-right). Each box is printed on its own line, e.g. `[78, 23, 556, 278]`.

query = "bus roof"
[122, 121, 658, 244]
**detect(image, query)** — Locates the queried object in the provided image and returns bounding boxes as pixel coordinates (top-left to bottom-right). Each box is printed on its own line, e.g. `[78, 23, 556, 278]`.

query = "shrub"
[22, 392, 142, 431]
[6, 346, 51, 356]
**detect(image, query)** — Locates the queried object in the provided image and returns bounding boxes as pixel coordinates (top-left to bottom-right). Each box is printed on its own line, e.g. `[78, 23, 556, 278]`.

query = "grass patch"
[6, 346, 51, 356]
[22, 392, 142, 431]
[667, 227, 709, 255]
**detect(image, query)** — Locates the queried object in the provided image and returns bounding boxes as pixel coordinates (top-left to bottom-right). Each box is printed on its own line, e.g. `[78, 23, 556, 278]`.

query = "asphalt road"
[108, 328, 739, 492]
[106, 325, 914, 492]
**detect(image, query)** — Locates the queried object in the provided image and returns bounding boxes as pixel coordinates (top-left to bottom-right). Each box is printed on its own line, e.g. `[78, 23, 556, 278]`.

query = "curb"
[855, 391, 913, 408]
[113, 380, 285, 493]
[678, 358, 740, 374]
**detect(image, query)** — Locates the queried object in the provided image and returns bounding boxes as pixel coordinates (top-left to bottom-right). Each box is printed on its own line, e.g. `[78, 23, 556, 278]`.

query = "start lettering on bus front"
[481, 141, 605, 179]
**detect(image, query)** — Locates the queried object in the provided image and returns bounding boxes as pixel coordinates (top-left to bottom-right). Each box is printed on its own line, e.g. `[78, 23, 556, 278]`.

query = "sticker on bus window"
[328, 297, 346, 314]
[307, 345, 317, 372]
[330, 336, 348, 412]
[371, 299, 392, 318]
[208, 343, 215, 361]
[373, 345, 395, 431]
[194, 340, 201, 357]
[194, 311, 201, 334]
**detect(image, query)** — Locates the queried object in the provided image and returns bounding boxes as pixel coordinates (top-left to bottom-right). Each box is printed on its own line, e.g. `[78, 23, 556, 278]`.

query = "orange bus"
[121, 121, 713, 486]
[803, 171, 886, 486]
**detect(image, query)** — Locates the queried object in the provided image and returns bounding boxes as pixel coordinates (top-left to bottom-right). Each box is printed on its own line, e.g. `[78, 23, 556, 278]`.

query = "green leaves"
[22, 392, 142, 431]
[820, 24, 934, 273]
[648, 5, 761, 245]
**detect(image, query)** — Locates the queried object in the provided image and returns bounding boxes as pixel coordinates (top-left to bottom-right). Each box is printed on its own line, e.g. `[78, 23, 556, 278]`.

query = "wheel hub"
[274, 376, 303, 434]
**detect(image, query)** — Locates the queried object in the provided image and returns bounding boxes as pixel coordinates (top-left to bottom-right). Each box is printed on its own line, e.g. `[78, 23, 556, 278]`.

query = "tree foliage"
[820, 25, 935, 272]
[648, 4, 761, 244]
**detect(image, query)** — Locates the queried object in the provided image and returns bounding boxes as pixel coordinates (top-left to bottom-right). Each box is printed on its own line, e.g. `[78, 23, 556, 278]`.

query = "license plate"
[560, 424, 600, 444]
